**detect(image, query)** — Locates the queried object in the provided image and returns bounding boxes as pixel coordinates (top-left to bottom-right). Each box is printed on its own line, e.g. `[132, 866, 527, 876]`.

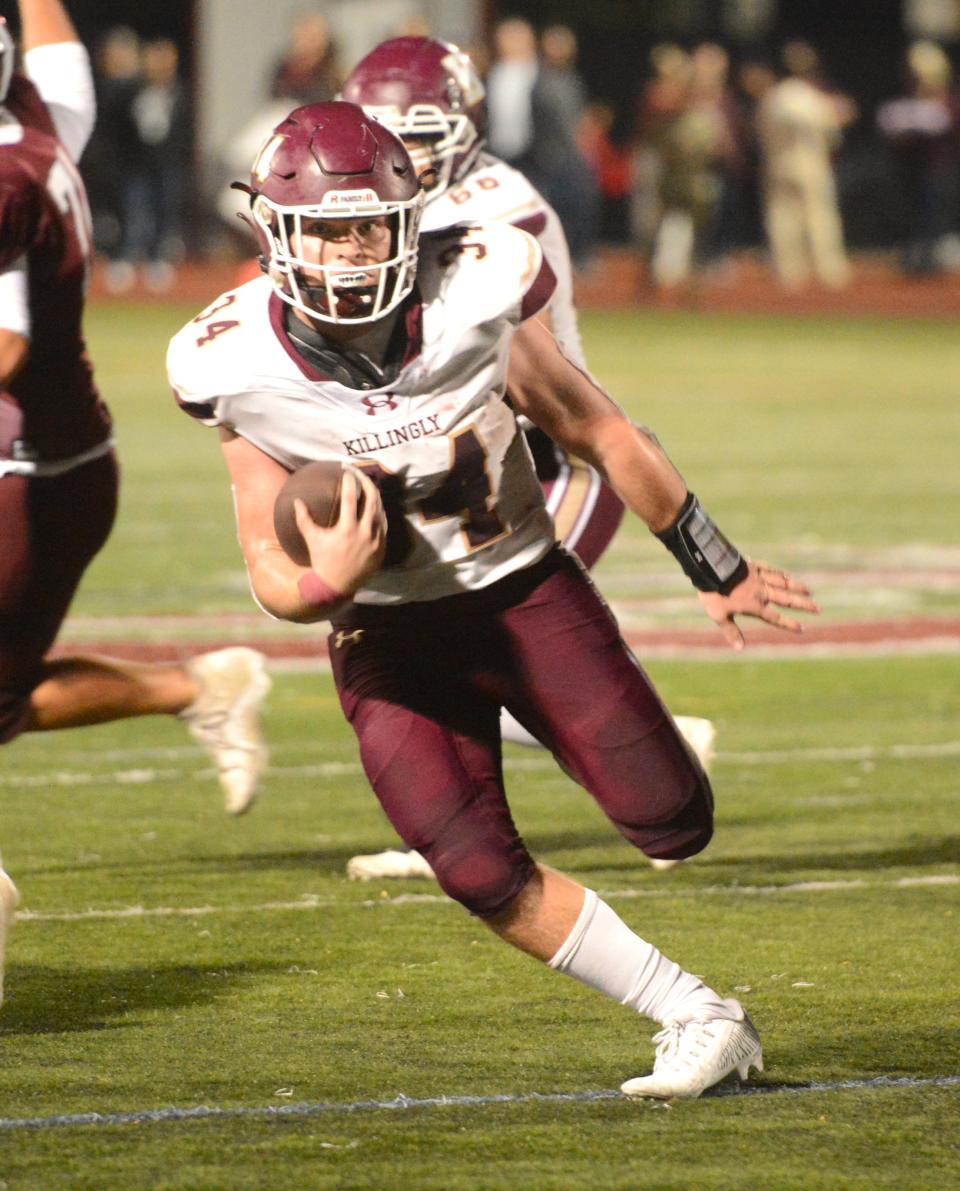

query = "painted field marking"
[0, 1074, 957, 1133]
[3, 739, 959, 791]
[14, 873, 958, 924]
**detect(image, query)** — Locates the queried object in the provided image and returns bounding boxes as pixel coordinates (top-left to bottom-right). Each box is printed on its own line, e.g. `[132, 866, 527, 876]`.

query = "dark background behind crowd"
[9, 0, 960, 292]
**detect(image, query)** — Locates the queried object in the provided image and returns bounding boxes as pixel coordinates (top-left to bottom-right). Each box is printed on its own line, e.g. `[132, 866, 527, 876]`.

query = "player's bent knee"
[612, 767, 715, 861]
[421, 839, 536, 918]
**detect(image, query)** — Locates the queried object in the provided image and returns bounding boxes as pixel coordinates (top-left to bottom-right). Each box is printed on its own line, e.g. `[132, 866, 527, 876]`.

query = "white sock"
[547, 888, 737, 1025]
[500, 708, 543, 749]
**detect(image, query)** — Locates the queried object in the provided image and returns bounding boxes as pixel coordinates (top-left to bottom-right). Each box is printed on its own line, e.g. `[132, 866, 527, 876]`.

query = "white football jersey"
[420, 152, 585, 368]
[168, 222, 557, 606]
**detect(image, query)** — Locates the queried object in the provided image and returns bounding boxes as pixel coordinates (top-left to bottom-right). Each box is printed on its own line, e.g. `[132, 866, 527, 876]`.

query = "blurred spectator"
[735, 59, 778, 251]
[634, 43, 730, 289]
[689, 43, 749, 274]
[527, 24, 600, 269]
[756, 41, 853, 290]
[84, 26, 141, 262]
[578, 101, 632, 242]
[876, 40, 960, 275]
[485, 16, 538, 168]
[110, 38, 191, 293]
[270, 10, 341, 105]
[630, 43, 688, 262]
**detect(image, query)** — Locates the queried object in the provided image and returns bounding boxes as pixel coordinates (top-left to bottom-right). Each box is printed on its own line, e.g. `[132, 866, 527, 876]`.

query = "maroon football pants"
[329, 548, 713, 917]
[0, 453, 119, 742]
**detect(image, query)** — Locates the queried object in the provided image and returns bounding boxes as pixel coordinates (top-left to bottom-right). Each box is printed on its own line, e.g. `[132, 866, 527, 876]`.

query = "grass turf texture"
[1, 658, 957, 1187]
[0, 303, 957, 1184]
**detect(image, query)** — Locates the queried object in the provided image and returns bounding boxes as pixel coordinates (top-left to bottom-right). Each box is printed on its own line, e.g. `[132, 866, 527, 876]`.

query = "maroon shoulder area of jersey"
[7, 74, 57, 138]
[520, 253, 556, 322]
[0, 75, 109, 460]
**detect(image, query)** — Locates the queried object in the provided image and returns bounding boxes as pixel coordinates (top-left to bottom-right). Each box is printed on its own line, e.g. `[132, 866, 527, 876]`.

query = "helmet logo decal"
[326, 189, 380, 206]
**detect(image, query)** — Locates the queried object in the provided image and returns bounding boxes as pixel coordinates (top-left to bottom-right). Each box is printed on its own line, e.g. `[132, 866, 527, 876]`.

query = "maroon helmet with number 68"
[237, 101, 424, 324]
[341, 36, 486, 200]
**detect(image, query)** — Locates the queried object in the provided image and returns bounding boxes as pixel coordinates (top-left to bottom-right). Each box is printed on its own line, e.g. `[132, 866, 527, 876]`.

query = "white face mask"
[253, 192, 424, 325]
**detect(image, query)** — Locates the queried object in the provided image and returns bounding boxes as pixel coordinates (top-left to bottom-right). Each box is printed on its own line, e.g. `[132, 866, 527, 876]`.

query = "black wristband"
[655, 492, 749, 594]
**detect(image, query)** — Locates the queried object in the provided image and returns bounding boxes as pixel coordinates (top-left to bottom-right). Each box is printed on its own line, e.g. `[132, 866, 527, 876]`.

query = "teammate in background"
[168, 101, 817, 1098]
[340, 36, 716, 880]
[0, 0, 270, 1008]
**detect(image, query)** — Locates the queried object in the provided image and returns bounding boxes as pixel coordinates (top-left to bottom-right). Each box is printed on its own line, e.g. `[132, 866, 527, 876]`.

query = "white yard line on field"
[14, 874, 958, 924]
[3, 739, 959, 790]
[0, 1075, 957, 1132]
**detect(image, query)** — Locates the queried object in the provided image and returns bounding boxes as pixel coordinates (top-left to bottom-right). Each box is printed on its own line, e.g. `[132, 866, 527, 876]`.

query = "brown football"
[273, 460, 349, 566]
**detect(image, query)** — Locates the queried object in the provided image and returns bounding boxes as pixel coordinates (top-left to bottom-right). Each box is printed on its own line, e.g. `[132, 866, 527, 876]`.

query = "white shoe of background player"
[180, 648, 272, 815]
[0, 865, 20, 1008]
[647, 716, 717, 872]
[346, 848, 435, 882]
[674, 715, 717, 772]
[620, 1000, 763, 1100]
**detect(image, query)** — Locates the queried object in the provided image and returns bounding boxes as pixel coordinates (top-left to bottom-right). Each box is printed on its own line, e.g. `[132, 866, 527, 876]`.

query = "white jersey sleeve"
[23, 43, 96, 163]
[167, 227, 558, 606]
[0, 257, 31, 337]
[419, 153, 586, 368]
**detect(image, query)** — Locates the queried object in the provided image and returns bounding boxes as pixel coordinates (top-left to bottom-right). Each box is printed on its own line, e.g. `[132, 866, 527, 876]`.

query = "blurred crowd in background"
[79, 8, 960, 296]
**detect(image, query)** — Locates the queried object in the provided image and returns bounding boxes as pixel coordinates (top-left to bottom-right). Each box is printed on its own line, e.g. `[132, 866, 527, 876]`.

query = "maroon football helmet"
[0, 20, 15, 103]
[242, 101, 423, 324]
[341, 37, 486, 200]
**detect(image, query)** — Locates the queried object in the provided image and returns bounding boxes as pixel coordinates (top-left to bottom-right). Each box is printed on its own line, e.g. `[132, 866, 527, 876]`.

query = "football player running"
[340, 37, 716, 881]
[168, 101, 818, 1099]
[0, 0, 270, 1008]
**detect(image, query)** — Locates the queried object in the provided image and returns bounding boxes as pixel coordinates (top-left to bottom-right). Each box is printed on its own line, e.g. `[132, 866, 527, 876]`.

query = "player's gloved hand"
[293, 469, 387, 596]
[697, 559, 820, 651]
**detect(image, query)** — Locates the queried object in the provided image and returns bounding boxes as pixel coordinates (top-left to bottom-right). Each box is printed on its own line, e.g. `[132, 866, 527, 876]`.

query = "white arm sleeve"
[22, 42, 96, 162]
[0, 259, 31, 337]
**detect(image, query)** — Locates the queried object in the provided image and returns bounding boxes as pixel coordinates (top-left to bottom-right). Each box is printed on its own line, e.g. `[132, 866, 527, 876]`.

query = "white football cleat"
[647, 856, 684, 872]
[180, 648, 271, 815]
[0, 866, 20, 1009]
[620, 1000, 763, 1100]
[346, 848, 435, 882]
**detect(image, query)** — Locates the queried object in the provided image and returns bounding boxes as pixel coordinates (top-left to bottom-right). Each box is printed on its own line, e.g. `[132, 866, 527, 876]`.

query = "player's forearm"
[582, 417, 750, 594]
[508, 322, 748, 595]
[246, 542, 343, 625]
[570, 416, 687, 533]
[17, 0, 79, 51]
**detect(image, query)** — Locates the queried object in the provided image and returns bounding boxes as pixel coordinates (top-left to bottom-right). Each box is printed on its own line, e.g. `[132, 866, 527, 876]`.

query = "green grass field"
[0, 302, 957, 1187]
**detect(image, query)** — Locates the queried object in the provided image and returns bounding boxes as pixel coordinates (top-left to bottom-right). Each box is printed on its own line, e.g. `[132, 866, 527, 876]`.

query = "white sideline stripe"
[0, 1075, 957, 1132]
[3, 739, 960, 790]
[15, 874, 958, 923]
[723, 740, 960, 763]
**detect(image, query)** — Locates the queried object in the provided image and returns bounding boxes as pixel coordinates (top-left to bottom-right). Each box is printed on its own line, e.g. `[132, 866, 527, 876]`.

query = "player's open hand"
[293, 469, 386, 595]
[698, 560, 820, 651]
